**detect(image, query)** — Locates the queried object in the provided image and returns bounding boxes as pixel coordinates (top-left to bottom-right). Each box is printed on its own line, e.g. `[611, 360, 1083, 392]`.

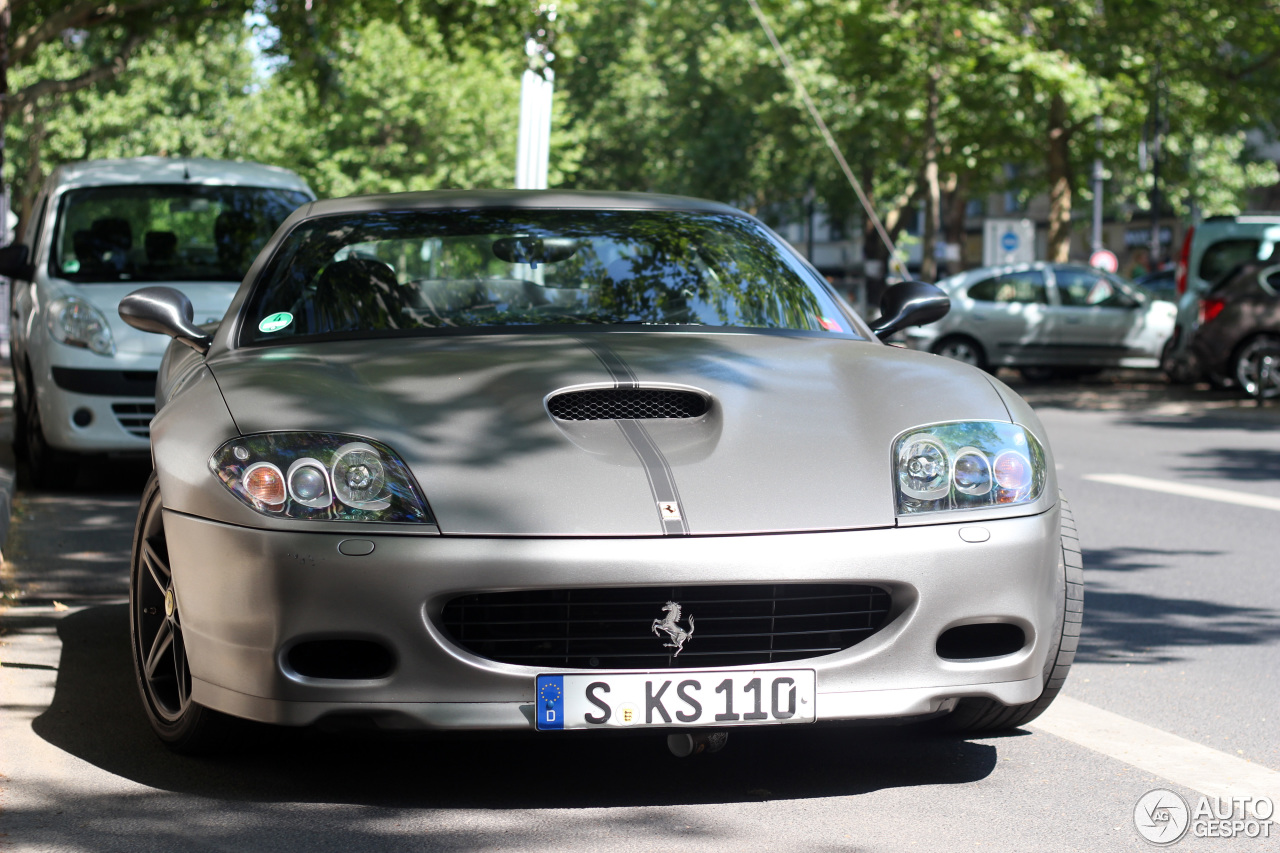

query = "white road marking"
[1032, 696, 1280, 803]
[1085, 473, 1280, 512]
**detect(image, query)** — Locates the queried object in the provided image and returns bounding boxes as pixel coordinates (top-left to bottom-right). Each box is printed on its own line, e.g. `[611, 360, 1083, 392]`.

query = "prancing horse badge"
[658, 501, 682, 521]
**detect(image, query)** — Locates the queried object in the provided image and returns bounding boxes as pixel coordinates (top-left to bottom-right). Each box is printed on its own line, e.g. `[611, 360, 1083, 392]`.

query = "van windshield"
[51, 184, 312, 283]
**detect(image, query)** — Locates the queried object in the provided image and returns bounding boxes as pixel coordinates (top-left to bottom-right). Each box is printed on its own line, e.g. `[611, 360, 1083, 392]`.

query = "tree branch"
[1226, 46, 1280, 82]
[5, 30, 145, 108]
[12, 0, 168, 65]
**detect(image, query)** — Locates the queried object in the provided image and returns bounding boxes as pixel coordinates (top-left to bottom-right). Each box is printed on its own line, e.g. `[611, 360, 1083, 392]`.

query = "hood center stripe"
[579, 338, 689, 535]
[617, 419, 690, 535]
[577, 337, 638, 388]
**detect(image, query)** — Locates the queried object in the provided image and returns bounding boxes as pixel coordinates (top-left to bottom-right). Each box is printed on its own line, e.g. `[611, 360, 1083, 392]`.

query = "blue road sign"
[1000, 230, 1019, 253]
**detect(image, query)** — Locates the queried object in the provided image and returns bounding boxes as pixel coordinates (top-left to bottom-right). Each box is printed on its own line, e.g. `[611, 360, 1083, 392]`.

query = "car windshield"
[240, 209, 856, 344]
[52, 184, 313, 283]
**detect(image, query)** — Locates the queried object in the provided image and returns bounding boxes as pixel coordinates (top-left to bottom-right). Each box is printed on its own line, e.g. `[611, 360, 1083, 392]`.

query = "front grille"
[112, 402, 155, 438]
[52, 367, 158, 396]
[547, 388, 708, 420]
[439, 584, 892, 669]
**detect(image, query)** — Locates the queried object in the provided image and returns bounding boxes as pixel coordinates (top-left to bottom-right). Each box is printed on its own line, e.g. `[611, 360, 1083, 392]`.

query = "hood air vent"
[548, 388, 709, 420]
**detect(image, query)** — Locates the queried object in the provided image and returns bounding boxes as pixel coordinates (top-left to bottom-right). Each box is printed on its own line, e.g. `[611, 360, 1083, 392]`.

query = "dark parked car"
[1189, 249, 1280, 398]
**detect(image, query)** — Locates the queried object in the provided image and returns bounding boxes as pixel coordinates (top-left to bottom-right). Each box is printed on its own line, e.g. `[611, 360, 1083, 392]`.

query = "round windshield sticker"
[63, 259, 81, 274]
[258, 312, 293, 333]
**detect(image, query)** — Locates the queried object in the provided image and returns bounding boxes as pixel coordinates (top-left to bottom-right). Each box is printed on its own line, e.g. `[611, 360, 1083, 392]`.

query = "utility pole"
[1092, 1, 1104, 254]
[1092, 113, 1104, 253]
[515, 4, 557, 190]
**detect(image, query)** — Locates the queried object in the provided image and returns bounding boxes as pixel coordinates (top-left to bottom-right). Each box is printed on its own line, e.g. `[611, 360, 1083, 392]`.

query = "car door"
[959, 268, 1050, 365]
[1046, 266, 1146, 364]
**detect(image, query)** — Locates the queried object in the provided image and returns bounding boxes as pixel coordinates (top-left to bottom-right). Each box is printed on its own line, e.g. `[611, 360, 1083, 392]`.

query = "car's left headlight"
[210, 433, 433, 523]
[47, 295, 116, 355]
[893, 421, 1046, 516]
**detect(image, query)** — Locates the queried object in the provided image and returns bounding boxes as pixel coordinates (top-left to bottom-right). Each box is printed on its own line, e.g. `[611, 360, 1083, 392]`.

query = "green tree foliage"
[4, 19, 257, 213]
[3, 0, 1279, 265]
[242, 16, 522, 197]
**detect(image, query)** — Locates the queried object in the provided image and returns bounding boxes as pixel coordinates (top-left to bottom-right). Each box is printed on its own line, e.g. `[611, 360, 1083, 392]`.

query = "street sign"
[1089, 249, 1119, 273]
[983, 219, 1036, 266]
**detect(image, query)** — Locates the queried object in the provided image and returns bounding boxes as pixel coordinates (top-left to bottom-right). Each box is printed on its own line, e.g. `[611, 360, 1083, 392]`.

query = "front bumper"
[164, 505, 1063, 730]
[37, 364, 155, 453]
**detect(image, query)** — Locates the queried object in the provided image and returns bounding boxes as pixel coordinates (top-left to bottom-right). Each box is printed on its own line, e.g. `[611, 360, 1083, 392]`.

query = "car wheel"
[130, 473, 231, 753]
[24, 390, 77, 489]
[1232, 335, 1280, 399]
[11, 368, 30, 457]
[937, 494, 1083, 733]
[931, 336, 989, 372]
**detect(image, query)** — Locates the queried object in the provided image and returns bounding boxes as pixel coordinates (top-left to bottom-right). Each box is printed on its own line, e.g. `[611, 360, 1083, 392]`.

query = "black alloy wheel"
[130, 474, 230, 752]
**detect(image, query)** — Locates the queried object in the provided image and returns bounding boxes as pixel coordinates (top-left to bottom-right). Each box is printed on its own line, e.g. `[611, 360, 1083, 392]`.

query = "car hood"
[208, 333, 1013, 536]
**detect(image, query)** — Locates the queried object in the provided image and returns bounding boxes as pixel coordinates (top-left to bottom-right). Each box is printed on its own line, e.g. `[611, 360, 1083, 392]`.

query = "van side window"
[1200, 239, 1261, 286]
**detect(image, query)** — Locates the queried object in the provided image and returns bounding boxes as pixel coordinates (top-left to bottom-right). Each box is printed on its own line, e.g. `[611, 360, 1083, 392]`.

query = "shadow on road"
[1172, 447, 1280, 482]
[31, 604, 999, 810]
[1076, 546, 1280, 665]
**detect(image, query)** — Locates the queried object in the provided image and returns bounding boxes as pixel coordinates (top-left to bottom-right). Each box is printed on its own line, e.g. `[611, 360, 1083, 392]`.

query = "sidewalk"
[0, 358, 15, 565]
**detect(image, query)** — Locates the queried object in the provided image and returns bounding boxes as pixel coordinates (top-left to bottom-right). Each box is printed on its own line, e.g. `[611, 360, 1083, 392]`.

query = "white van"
[0, 157, 314, 486]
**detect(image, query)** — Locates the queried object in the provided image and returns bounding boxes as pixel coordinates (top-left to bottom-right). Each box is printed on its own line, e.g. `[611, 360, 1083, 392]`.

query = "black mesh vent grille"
[547, 388, 708, 420]
[112, 402, 155, 438]
[438, 584, 892, 669]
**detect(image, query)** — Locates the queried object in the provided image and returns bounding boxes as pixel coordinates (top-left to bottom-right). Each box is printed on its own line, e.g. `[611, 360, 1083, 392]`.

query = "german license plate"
[534, 670, 815, 730]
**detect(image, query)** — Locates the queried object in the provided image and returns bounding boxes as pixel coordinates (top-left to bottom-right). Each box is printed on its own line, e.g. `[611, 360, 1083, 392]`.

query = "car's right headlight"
[47, 295, 117, 356]
[893, 421, 1046, 516]
[210, 433, 433, 523]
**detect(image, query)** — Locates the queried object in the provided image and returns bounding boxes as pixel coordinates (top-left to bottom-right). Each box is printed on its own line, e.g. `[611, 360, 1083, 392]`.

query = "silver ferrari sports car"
[119, 190, 1082, 753]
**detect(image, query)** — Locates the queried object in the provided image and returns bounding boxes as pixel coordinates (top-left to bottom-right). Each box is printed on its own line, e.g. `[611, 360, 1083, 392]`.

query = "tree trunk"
[18, 100, 46, 231]
[1, 0, 11, 243]
[943, 171, 969, 275]
[920, 65, 941, 282]
[1047, 92, 1074, 262]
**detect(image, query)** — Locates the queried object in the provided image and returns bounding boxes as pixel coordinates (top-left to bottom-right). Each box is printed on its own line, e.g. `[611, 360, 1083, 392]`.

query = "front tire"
[931, 336, 989, 372]
[130, 473, 231, 753]
[938, 495, 1083, 733]
[1232, 335, 1280, 399]
[24, 389, 77, 490]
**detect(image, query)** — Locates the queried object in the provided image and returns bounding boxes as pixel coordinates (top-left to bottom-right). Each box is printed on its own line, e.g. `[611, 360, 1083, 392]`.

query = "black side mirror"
[0, 244, 34, 280]
[870, 280, 950, 340]
[119, 286, 213, 355]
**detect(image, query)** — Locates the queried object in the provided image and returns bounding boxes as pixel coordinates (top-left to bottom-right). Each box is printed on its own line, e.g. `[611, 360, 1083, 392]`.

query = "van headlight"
[47, 296, 117, 356]
[894, 421, 1046, 515]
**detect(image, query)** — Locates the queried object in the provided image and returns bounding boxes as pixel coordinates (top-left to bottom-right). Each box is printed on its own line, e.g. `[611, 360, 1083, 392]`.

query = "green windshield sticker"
[258, 312, 294, 333]
[63, 259, 81, 274]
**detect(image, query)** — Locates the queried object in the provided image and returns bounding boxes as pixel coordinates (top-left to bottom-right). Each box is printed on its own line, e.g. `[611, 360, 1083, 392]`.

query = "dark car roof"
[298, 190, 747, 220]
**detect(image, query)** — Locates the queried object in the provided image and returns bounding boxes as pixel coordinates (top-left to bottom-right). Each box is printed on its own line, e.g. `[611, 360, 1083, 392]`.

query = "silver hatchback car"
[905, 262, 1176, 376]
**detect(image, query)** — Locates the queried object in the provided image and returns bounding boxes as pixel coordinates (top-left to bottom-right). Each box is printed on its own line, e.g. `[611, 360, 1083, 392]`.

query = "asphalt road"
[2, 370, 1278, 852]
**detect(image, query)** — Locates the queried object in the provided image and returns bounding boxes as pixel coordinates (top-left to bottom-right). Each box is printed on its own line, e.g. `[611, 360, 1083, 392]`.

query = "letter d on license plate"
[535, 670, 815, 730]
